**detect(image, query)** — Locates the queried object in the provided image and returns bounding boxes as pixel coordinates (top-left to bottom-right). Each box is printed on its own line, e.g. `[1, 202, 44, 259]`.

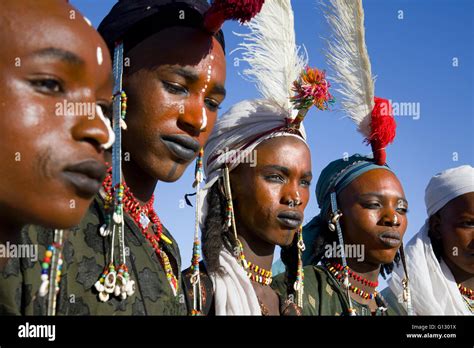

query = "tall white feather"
[233, 0, 307, 113]
[322, 0, 374, 138]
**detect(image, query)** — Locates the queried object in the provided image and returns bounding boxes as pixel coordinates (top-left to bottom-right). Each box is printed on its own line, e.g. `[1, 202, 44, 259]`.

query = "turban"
[98, 0, 225, 55]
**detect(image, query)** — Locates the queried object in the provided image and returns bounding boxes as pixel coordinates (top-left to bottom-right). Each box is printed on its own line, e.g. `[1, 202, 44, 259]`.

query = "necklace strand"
[102, 168, 178, 295]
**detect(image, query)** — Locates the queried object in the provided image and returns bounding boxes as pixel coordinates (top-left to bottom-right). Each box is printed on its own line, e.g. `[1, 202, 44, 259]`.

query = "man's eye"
[205, 98, 221, 112]
[265, 174, 284, 183]
[364, 202, 382, 209]
[396, 207, 409, 215]
[162, 81, 188, 95]
[31, 78, 64, 94]
[300, 179, 311, 187]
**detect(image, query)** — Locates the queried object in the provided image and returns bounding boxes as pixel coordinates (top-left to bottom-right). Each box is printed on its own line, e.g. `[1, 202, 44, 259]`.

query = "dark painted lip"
[161, 134, 200, 162]
[62, 160, 107, 197]
[378, 231, 401, 248]
[277, 211, 303, 229]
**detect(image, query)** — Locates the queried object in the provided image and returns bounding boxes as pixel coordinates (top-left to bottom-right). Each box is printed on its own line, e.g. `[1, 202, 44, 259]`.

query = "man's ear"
[428, 212, 442, 240]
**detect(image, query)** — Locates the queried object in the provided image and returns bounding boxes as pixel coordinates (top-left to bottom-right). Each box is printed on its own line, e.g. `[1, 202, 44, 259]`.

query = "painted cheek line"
[97, 47, 103, 66]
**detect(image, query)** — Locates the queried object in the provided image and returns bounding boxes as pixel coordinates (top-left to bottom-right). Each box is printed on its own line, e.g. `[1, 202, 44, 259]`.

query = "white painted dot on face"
[97, 46, 103, 66]
[83, 16, 92, 26]
[201, 88, 206, 93]
[210, 55, 215, 60]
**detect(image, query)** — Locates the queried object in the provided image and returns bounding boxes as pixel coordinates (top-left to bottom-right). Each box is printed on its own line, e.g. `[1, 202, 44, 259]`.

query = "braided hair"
[201, 181, 238, 274]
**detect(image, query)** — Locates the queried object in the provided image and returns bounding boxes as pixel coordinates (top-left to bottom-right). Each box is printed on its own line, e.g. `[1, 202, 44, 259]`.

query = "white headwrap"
[389, 165, 474, 315]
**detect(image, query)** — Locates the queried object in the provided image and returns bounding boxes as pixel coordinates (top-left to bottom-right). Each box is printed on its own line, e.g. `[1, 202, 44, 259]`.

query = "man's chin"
[153, 160, 188, 183]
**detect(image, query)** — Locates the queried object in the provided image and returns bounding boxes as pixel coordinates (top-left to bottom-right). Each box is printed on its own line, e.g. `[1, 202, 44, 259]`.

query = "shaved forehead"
[0, 0, 106, 59]
[0, 0, 111, 79]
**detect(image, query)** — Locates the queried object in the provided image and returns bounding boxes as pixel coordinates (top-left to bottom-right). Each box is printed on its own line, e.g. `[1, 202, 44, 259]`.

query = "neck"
[443, 256, 474, 290]
[121, 159, 157, 204]
[237, 228, 275, 273]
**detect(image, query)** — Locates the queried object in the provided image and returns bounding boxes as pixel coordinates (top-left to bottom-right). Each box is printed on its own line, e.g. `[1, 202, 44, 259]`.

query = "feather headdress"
[234, 0, 334, 128]
[234, 0, 308, 112]
[322, 0, 396, 165]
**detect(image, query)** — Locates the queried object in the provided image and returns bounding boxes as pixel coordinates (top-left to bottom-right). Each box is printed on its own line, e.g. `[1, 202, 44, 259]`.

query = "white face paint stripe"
[96, 105, 115, 150]
[200, 107, 207, 131]
[83, 16, 92, 26]
[97, 47, 103, 66]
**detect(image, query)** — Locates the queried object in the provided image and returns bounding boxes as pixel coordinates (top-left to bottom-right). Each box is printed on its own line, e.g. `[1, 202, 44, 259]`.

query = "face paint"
[96, 104, 115, 150]
[201, 107, 207, 130]
[97, 46, 103, 66]
[199, 56, 215, 131]
[83, 16, 92, 26]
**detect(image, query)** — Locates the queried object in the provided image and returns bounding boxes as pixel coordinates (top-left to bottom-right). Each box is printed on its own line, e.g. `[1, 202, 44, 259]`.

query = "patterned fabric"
[0, 196, 187, 316]
[272, 265, 407, 316]
[181, 261, 215, 315]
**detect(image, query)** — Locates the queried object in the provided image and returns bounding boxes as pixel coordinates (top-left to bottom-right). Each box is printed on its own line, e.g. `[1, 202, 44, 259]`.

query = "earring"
[190, 148, 204, 315]
[328, 210, 343, 232]
[223, 165, 237, 236]
[294, 226, 305, 308]
[95, 41, 135, 303]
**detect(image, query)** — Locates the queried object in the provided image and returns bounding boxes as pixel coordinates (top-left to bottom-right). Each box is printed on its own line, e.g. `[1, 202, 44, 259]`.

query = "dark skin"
[118, 26, 226, 202]
[105, 26, 226, 276]
[429, 192, 474, 291]
[0, 1, 112, 258]
[230, 136, 312, 315]
[330, 169, 408, 312]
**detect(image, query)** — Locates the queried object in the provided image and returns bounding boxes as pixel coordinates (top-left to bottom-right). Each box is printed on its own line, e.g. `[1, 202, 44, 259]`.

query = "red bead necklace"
[329, 261, 379, 288]
[102, 167, 178, 296]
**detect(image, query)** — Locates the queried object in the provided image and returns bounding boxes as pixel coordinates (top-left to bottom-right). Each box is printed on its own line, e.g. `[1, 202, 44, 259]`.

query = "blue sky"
[71, 0, 473, 287]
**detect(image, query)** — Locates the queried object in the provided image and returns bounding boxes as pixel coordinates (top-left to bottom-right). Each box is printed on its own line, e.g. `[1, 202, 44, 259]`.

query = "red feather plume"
[365, 97, 397, 165]
[204, 0, 265, 33]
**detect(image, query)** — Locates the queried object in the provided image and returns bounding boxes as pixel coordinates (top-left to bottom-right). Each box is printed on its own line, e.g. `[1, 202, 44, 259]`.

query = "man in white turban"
[387, 165, 474, 315]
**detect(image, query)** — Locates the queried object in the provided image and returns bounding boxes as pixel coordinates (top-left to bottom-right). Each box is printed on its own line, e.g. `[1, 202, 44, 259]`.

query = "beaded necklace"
[325, 261, 378, 301]
[39, 229, 64, 316]
[458, 284, 474, 313]
[458, 283, 474, 300]
[237, 240, 272, 286]
[102, 168, 178, 296]
[329, 261, 379, 288]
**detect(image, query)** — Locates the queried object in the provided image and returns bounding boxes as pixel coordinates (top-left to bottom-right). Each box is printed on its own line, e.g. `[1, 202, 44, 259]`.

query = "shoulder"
[379, 286, 408, 316]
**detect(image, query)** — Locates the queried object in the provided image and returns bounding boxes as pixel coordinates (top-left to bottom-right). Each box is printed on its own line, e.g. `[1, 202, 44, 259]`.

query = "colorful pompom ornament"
[290, 67, 335, 111]
[204, 0, 266, 33]
[289, 67, 334, 128]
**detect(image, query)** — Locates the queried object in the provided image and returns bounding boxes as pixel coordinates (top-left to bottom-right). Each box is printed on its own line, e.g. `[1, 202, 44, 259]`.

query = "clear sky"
[71, 0, 473, 287]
